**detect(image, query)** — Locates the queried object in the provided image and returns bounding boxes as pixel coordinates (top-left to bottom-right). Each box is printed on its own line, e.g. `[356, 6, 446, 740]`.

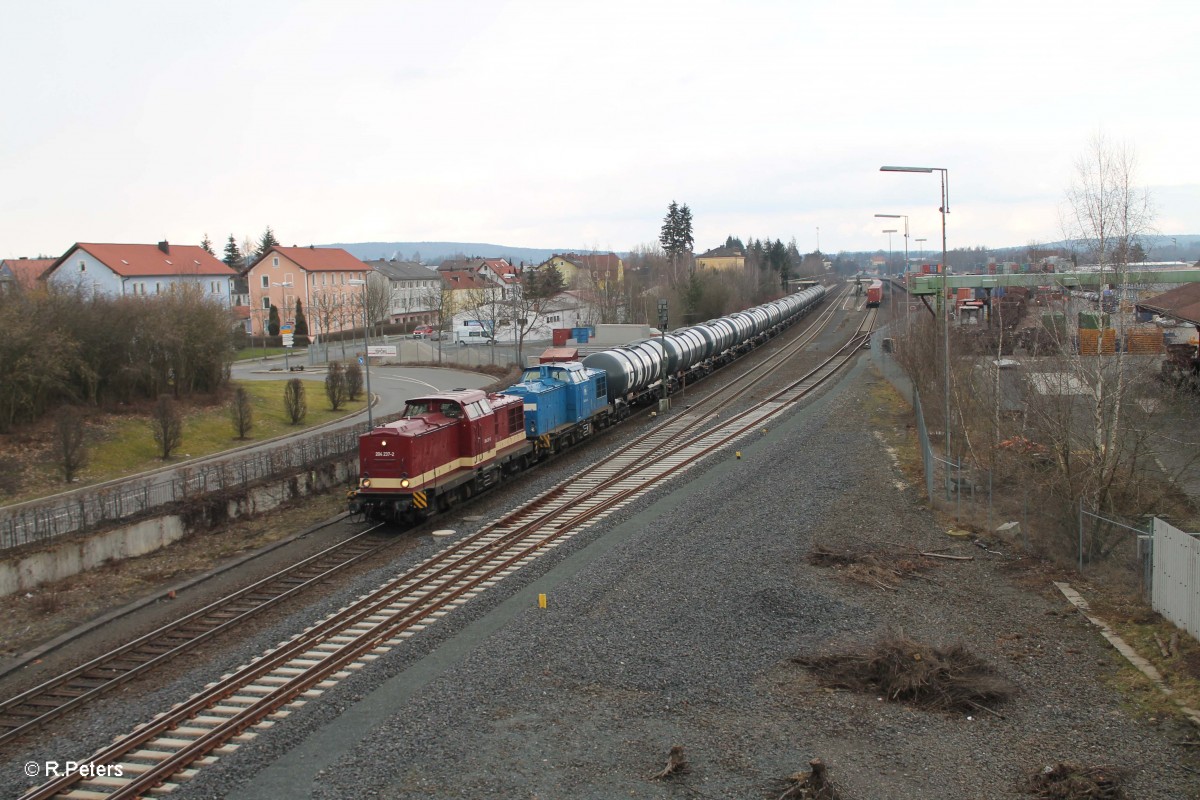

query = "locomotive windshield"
[402, 401, 431, 418]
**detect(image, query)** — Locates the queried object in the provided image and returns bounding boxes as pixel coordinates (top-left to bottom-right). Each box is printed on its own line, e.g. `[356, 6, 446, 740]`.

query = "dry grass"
[794, 634, 1016, 714]
[807, 546, 932, 591]
[1025, 762, 1126, 799]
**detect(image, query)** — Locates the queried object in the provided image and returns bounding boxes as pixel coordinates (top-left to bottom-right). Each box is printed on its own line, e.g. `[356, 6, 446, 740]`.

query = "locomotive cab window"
[403, 401, 431, 417]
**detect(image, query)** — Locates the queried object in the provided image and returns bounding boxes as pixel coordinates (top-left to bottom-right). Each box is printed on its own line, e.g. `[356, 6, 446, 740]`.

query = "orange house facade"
[245, 246, 372, 337]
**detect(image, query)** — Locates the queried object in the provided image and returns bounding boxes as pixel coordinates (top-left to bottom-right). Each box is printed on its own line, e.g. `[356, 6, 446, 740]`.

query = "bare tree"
[325, 361, 347, 410]
[151, 394, 183, 459]
[283, 378, 307, 424]
[55, 405, 88, 482]
[229, 386, 254, 440]
[311, 290, 344, 362]
[364, 274, 393, 337]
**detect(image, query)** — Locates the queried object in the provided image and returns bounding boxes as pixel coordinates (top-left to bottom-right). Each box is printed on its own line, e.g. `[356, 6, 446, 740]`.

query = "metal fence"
[0, 413, 401, 551]
[872, 327, 1003, 532]
[1151, 517, 1200, 639]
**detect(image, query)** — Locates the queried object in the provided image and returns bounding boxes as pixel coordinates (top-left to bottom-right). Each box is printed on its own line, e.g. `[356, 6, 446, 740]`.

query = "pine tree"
[268, 304, 280, 337]
[201, 234, 215, 256]
[659, 201, 695, 282]
[294, 299, 310, 346]
[255, 226, 281, 259]
[223, 235, 243, 269]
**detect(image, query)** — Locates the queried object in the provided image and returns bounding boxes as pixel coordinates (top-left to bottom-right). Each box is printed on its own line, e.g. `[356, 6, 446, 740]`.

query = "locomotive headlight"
[361, 478, 372, 488]
[400, 478, 410, 488]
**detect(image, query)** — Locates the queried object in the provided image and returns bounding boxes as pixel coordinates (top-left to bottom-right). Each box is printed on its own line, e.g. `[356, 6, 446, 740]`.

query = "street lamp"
[876, 213, 909, 275]
[347, 279, 374, 429]
[881, 229, 897, 275]
[914, 238, 927, 266]
[272, 281, 294, 371]
[881, 165, 951, 463]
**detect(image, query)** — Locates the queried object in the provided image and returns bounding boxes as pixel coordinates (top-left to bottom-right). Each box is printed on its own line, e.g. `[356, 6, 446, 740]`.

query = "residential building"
[43, 242, 235, 301]
[0, 257, 54, 292]
[541, 253, 624, 288]
[363, 259, 440, 326]
[695, 245, 745, 272]
[245, 245, 371, 337]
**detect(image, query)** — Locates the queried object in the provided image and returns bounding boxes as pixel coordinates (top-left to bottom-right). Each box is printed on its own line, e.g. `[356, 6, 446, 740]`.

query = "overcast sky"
[2, 0, 1196, 261]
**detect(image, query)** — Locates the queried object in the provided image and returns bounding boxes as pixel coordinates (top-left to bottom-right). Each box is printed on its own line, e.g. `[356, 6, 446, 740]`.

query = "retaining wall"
[0, 459, 355, 598]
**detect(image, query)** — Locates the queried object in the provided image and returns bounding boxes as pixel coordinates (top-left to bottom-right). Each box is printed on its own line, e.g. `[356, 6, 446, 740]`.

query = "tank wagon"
[349, 284, 827, 523]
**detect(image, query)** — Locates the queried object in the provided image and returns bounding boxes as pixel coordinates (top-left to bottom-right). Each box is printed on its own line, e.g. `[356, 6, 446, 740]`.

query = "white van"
[454, 325, 495, 345]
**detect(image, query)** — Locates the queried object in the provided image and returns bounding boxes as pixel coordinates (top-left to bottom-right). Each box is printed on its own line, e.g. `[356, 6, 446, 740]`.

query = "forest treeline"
[0, 286, 234, 432]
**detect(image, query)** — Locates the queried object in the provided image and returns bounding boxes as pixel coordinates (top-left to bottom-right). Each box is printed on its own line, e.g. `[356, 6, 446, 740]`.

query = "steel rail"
[21, 289, 874, 799]
[0, 524, 389, 748]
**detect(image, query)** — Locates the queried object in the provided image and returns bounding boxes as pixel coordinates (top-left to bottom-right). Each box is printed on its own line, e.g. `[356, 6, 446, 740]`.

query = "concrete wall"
[0, 459, 355, 598]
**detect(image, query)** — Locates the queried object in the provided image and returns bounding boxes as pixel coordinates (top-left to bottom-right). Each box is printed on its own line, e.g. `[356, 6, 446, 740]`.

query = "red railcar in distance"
[866, 279, 883, 308]
[352, 389, 529, 523]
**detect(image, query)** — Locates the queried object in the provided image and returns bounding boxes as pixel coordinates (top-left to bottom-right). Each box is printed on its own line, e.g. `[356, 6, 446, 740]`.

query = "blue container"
[572, 327, 590, 344]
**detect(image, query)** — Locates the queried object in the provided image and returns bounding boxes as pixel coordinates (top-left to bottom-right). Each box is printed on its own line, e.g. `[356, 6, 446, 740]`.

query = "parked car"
[411, 325, 435, 338]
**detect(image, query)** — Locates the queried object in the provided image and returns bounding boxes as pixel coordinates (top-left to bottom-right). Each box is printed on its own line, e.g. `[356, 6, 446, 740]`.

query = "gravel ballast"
[6, 353, 1198, 799]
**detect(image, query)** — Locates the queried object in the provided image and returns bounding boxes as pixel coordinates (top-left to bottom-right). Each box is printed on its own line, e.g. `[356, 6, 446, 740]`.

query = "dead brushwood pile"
[794, 635, 1016, 713]
[1025, 762, 1126, 799]
[807, 546, 931, 590]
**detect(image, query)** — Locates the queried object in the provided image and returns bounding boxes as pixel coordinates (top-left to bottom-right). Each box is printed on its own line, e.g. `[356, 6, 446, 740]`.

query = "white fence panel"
[1151, 517, 1200, 642]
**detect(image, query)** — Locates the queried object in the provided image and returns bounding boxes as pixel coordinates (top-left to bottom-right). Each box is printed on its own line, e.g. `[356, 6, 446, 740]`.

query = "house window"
[79, 260, 86, 272]
[155, 282, 162, 294]
[262, 297, 271, 310]
[261, 275, 269, 289]
[284, 272, 293, 286]
[272, 256, 279, 268]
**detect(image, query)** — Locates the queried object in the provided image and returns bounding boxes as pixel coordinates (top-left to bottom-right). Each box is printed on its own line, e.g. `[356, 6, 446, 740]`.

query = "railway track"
[0, 286, 848, 755]
[0, 524, 391, 749]
[18, 296, 874, 800]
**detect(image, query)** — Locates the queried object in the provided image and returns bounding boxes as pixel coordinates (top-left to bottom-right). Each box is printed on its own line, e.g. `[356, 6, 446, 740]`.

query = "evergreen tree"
[294, 299, 310, 346]
[660, 200, 695, 282]
[223, 235, 243, 270]
[255, 226, 281, 259]
[200, 234, 215, 256]
[268, 304, 280, 337]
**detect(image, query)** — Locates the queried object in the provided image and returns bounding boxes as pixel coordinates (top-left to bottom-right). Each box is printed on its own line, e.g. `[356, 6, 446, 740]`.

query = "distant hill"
[324, 241, 605, 266]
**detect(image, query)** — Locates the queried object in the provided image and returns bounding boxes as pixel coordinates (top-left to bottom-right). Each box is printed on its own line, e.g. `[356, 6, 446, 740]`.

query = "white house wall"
[48, 248, 233, 303]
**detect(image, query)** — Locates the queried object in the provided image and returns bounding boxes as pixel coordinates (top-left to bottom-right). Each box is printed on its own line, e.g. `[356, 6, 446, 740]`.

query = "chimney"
[158, 240, 169, 254]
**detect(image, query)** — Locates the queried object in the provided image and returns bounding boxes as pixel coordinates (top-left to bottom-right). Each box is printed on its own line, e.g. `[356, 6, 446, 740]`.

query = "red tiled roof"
[1, 258, 55, 287]
[258, 246, 367, 272]
[440, 270, 492, 289]
[52, 243, 234, 278]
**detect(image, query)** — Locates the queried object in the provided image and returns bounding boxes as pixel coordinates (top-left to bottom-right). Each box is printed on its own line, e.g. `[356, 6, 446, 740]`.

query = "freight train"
[349, 285, 828, 523]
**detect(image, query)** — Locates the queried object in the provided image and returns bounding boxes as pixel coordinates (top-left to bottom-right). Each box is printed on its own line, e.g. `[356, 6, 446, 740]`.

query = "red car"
[411, 325, 435, 338]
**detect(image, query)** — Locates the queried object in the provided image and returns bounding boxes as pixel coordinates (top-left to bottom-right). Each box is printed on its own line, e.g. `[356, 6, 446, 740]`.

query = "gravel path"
[6, 351, 1198, 799]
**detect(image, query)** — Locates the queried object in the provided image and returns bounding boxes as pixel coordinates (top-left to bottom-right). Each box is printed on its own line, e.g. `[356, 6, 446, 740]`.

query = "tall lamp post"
[347, 279, 374, 429]
[914, 238, 927, 266]
[876, 213, 909, 275]
[881, 165, 950, 461]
